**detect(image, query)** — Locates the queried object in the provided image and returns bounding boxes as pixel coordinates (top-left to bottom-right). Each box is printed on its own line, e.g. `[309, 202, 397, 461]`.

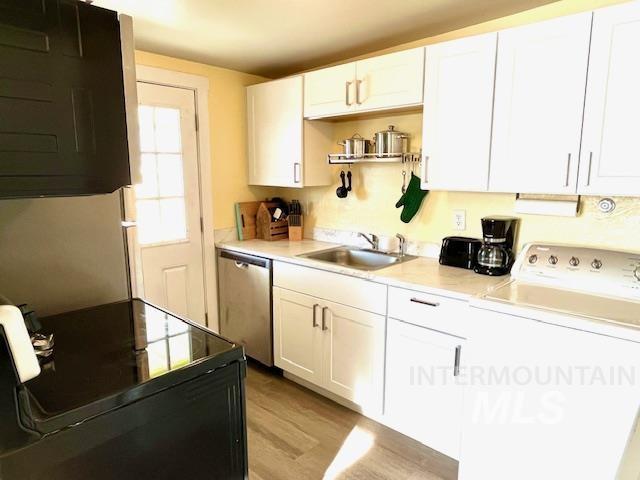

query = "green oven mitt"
[395, 173, 428, 223]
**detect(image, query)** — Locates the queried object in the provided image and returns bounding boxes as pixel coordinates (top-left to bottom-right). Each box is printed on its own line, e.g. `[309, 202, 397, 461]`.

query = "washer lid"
[485, 280, 640, 329]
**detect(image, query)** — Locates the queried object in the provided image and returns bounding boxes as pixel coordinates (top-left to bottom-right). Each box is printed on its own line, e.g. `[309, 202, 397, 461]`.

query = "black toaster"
[439, 236, 482, 270]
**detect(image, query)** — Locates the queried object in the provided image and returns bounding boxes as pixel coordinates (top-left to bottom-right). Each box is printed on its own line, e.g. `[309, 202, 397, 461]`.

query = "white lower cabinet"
[385, 318, 465, 459]
[273, 286, 385, 413]
[384, 287, 469, 460]
[272, 287, 323, 385]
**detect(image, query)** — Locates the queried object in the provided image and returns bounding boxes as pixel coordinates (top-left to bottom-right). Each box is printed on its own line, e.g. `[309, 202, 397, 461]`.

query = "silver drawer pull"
[410, 297, 440, 307]
[234, 261, 249, 269]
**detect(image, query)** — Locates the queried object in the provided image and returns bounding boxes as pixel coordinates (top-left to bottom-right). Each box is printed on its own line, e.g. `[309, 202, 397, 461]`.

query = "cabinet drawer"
[388, 286, 469, 338]
[274, 261, 387, 315]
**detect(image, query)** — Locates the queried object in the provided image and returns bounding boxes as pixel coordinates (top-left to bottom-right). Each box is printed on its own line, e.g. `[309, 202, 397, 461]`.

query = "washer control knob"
[569, 257, 580, 267]
[528, 254, 538, 264]
[548, 255, 558, 265]
[634, 265, 640, 281]
[591, 259, 603, 270]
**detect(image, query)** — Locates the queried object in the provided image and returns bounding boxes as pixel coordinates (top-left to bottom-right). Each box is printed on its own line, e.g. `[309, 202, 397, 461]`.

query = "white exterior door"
[355, 48, 424, 111]
[247, 76, 303, 188]
[579, 1, 640, 196]
[321, 299, 385, 414]
[385, 318, 465, 459]
[273, 287, 323, 385]
[489, 13, 592, 194]
[303, 63, 357, 118]
[422, 33, 497, 191]
[132, 82, 206, 325]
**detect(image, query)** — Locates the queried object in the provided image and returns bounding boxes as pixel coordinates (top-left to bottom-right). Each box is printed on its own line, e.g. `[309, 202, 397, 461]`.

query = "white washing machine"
[459, 243, 640, 480]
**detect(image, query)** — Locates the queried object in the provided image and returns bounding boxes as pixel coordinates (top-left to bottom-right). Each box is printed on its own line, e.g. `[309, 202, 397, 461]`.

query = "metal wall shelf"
[328, 152, 422, 165]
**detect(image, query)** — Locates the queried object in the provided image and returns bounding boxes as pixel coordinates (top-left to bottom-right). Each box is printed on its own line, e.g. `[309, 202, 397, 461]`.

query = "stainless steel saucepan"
[337, 133, 371, 158]
[373, 125, 409, 156]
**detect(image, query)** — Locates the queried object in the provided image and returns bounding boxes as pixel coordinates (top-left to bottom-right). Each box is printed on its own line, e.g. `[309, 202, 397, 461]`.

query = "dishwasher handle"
[219, 249, 271, 269]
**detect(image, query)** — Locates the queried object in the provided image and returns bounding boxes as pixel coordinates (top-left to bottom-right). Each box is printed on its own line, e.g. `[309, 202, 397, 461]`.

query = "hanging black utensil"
[336, 171, 348, 198]
[346, 170, 352, 192]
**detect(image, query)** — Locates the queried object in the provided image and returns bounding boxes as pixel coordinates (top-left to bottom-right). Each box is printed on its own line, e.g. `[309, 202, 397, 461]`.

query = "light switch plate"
[453, 209, 466, 231]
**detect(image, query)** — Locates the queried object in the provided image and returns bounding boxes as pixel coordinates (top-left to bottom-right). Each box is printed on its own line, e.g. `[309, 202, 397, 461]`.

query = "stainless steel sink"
[298, 247, 416, 271]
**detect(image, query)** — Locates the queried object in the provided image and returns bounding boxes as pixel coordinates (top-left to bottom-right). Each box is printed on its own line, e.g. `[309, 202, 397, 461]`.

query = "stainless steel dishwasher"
[217, 249, 273, 366]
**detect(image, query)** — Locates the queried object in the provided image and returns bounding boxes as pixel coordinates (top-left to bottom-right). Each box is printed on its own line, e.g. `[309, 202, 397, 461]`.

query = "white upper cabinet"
[489, 13, 592, 194]
[247, 76, 332, 188]
[303, 63, 357, 119]
[248, 76, 303, 187]
[579, 2, 640, 196]
[304, 48, 424, 119]
[355, 48, 424, 112]
[421, 33, 497, 191]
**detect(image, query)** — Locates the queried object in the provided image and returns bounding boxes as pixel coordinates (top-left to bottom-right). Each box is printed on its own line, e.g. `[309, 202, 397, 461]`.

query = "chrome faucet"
[359, 232, 379, 251]
[396, 234, 406, 257]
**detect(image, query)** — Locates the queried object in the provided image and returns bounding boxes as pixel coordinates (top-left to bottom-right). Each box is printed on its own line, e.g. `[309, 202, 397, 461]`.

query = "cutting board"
[234, 201, 261, 240]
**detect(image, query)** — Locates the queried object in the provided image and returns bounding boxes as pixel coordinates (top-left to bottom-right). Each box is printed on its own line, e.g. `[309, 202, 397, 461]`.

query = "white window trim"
[133, 65, 219, 332]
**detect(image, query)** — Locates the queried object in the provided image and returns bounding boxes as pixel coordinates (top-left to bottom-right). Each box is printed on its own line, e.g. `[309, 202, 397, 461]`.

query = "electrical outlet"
[453, 209, 466, 231]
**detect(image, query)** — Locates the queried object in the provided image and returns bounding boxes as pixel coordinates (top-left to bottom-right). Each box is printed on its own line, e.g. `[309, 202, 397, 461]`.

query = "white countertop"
[216, 239, 505, 300]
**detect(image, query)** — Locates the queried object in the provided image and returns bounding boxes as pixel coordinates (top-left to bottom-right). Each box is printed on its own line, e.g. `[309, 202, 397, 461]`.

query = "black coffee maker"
[474, 216, 518, 276]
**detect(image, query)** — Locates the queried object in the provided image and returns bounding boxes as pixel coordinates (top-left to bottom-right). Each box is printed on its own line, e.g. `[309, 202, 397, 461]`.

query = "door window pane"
[157, 154, 184, 197]
[135, 153, 159, 199]
[160, 198, 187, 241]
[154, 107, 182, 153]
[138, 106, 155, 152]
[135, 104, 188, 245]
[136, 200, 162, 245]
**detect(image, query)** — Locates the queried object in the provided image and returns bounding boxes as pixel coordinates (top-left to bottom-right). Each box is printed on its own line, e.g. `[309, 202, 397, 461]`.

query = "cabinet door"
[355, 48, 424, 112]
[489, 13, 591, 194]
[321, 299, 385, 413]
[459, 308, 640, 480]
[579, 2, 640, 196]
[247, 76, 303, 187]
[422, 34, 497, 191]
[303, 63, 357, 118]
[385, 318, 465, 459]
[272, 287, 322, 384]
[0, 0, 130, 197]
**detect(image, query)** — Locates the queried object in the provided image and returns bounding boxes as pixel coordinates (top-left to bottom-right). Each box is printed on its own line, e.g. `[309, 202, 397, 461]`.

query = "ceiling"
[92, 0, 558, 78]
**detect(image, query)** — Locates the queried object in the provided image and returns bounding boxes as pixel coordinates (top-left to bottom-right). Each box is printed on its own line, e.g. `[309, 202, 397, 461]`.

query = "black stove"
[0, 299, 248, 480]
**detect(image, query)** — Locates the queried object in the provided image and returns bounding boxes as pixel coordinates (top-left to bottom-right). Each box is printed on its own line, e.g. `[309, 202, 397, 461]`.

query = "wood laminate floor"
[246, 362, 458, 480]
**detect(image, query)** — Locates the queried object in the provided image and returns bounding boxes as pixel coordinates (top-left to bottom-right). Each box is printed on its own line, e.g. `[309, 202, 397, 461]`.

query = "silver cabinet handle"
[355, 79, 363, 105]
[564, 153, 572, 187]
[586, 151, 593, 187]
[312, 303, 319, 328]
[293, 162, 301, 184]
[454, 345, 462, 377]
[410, 297, 440, 307]
[423, 155, 429, 183]
[234, 261, 249, 269]
[321, 307, 329, 331]
[345, 81, 352, 106]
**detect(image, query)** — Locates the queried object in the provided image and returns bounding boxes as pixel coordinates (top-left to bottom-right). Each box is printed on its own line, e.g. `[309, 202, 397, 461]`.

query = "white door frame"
[133, 65, 219, 332]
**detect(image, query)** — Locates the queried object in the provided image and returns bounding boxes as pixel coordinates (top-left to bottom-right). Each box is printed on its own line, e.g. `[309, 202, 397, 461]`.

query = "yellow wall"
[276, 0, 640, 252]
[135, 51, 276, 229]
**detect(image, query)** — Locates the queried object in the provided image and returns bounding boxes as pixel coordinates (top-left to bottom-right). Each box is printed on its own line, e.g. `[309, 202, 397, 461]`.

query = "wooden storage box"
[256, 202, 288, 241]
